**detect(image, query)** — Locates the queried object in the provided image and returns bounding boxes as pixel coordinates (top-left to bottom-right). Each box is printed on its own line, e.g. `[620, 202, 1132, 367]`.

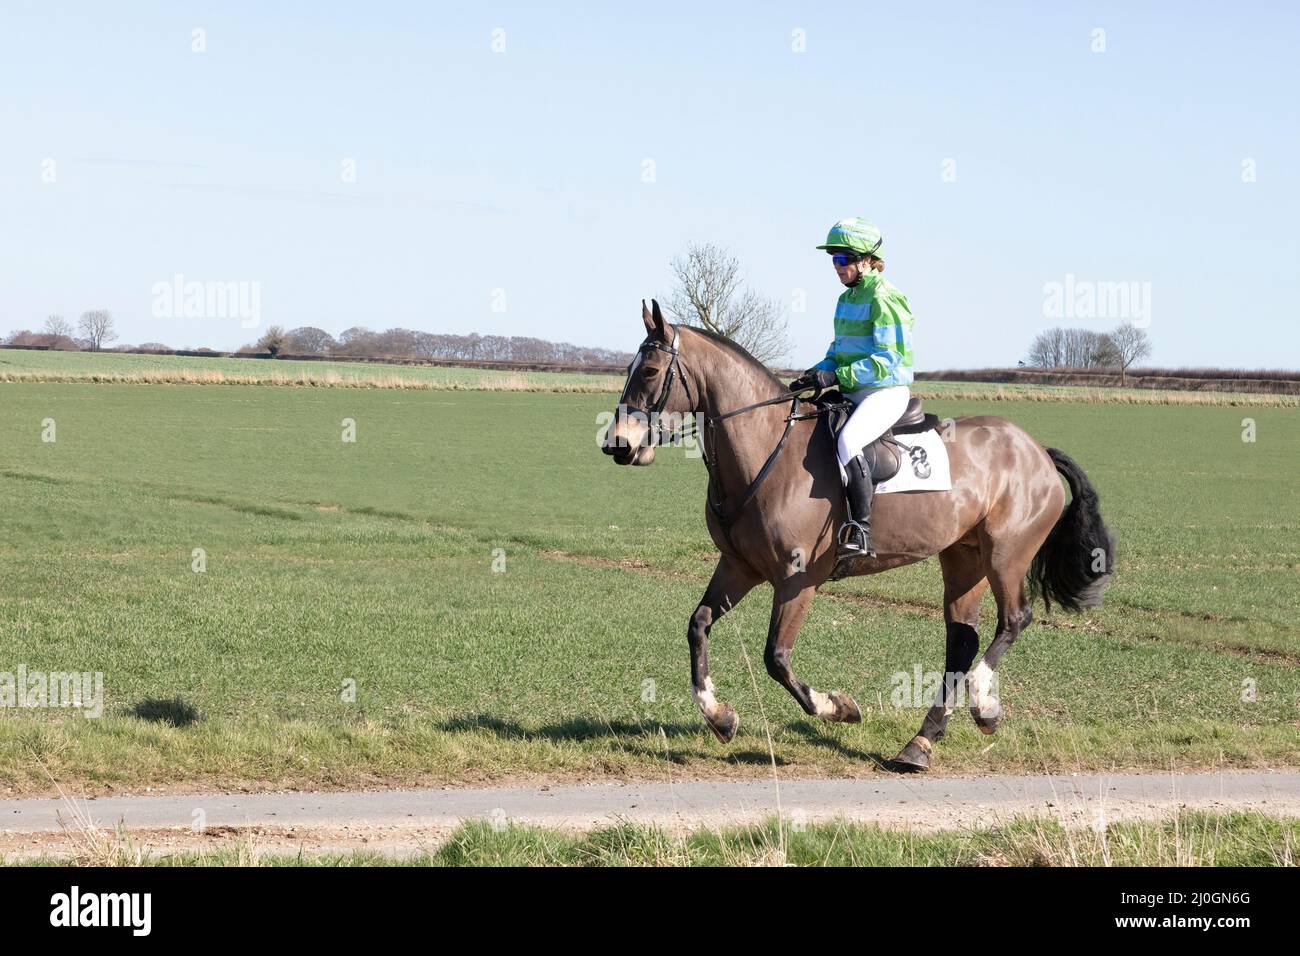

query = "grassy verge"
[12, 812, 1298, 867]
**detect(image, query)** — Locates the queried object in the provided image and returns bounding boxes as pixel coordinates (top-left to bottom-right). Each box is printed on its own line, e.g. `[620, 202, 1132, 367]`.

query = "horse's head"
[601, 299, 692, 466]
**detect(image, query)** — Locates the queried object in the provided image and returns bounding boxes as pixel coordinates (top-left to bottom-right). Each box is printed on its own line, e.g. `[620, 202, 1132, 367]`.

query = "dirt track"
[3, 770, 1297, 860]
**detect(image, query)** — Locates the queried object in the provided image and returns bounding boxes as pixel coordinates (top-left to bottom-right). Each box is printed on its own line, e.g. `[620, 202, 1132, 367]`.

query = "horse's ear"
[642, 299, 654, 336]
[649, 299, 669, 341]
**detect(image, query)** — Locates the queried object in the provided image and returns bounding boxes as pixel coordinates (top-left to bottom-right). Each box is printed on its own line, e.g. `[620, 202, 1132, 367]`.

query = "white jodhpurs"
[835, 385, 911, 473]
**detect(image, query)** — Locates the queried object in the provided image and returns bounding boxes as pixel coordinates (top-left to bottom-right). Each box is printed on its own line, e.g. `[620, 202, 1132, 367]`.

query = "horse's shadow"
[438, 713, 793, 767]
[437, 712, 909, 771]
[783, 721, 913, 773]
[439, 712, 704, 742]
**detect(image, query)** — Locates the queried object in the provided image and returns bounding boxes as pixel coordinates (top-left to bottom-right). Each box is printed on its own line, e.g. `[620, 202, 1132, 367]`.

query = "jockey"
[787, 218, 915, 560]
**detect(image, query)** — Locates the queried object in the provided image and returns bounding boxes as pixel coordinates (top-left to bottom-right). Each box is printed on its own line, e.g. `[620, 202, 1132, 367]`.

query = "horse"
[600, 300, 1115, 770]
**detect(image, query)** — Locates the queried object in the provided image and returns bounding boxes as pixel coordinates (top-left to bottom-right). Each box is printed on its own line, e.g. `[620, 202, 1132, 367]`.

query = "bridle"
[612, 326, 847, 547]
[616, 328, 695, 435]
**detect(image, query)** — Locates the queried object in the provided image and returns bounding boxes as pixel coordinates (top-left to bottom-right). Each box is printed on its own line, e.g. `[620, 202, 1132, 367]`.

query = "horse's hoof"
[973, 715, 1000, 735]
[828, 690, 862, 723]
[971, 703, 1001, 735]
[707, 705, 739, 744]
[890, 736, 931, 772]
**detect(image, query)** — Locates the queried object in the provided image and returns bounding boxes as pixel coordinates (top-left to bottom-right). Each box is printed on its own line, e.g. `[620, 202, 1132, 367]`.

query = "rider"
[787, 218, 915, 560]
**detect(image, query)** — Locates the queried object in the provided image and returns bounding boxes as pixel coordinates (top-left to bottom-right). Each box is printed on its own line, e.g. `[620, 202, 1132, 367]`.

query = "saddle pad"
[876, 429, 952, 494]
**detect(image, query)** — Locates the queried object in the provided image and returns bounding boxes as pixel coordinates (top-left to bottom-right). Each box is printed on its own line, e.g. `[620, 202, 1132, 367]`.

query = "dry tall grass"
[909, 384, 1297, 407]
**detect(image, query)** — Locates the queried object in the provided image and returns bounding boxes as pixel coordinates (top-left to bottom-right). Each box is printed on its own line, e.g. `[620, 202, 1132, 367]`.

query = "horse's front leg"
[689, 556, 760, 743]
[894, 544, 987, 771]
[764, 582, 861, 724]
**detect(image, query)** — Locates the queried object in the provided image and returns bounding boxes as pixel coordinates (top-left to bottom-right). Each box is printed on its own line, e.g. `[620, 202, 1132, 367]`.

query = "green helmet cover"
[816, 217, 882, 256]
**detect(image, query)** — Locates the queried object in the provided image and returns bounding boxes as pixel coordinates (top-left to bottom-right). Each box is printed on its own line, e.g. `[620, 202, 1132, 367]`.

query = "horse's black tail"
[1029, 448, 1116, 614]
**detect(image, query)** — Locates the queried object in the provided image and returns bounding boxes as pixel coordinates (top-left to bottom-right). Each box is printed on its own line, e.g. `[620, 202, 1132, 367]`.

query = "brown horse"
[601, 301, 1115, 770]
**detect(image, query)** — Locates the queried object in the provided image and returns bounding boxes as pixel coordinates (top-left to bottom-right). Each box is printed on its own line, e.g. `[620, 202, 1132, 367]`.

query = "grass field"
[0, 379, 1297, 795]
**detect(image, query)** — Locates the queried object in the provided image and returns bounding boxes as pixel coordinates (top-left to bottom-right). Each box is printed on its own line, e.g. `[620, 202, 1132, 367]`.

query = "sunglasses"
[829, 252, 865, 267]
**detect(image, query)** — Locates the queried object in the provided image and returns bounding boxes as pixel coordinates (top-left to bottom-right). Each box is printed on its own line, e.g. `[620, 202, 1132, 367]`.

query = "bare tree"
[1093, 333, 1120, 369]
[1060, 328, 1113, 368]
[511, 336, 554, 362]
[78, 310, 117, 351]
[410, 331, 440, 358]
[1030, 326, 1116, 368]
[480, 334, 512, 361]
[1108, 323, 1152, 385]
[284, 326, 335, 354]
[663, 242, 790, 365]
[332, 326, 378, 357]
[36, 314, 80, 349]
[256, 325, 288, 357]
[1027, 328, 1067, 366]
[375, 327, 420, 357]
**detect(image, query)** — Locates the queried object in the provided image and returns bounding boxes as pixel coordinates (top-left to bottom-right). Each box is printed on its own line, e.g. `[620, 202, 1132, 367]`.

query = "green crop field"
[0, 378, 1297, 795]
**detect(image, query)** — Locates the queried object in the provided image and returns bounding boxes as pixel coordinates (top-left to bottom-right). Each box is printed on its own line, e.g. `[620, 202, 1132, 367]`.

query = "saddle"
[817, 392, 941, 483]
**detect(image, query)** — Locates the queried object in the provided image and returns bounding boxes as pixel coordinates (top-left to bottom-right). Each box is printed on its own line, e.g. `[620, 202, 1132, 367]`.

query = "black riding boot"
[837, 451, 877, 560]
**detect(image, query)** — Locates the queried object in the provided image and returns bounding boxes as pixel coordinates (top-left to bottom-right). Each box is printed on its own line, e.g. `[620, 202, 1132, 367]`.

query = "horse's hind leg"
[690, 556, 761, 743]
[894, 543, 987, 771]
[764, 582, 862, 724]
[965, 522, 1044, 734]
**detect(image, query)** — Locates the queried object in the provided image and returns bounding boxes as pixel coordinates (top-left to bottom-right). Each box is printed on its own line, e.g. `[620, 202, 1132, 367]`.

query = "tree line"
[3, 268, 1161, 385]
[5, 312, 119, 351]
[3, 312, 633, 367]
[1025, 324, 1152, 384]
[249, 326, 632, 365]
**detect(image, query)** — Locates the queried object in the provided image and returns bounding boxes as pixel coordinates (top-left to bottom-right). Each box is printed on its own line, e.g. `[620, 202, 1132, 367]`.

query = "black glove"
[788, 368, 838, 395]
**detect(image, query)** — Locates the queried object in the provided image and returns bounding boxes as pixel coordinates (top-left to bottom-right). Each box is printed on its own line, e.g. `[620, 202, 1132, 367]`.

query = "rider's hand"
[789, 368, 838, 395]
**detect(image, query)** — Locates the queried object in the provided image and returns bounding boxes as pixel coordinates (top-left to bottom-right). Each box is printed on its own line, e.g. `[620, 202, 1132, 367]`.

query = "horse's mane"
[680, 325, 786, 390]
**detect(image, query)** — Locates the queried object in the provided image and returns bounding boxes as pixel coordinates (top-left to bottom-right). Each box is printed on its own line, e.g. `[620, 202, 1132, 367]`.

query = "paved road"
[4, 771, 1298, 834]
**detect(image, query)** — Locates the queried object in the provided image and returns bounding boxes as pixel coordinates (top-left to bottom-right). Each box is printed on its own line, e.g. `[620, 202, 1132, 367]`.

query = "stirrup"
[836, 520, 876, 560]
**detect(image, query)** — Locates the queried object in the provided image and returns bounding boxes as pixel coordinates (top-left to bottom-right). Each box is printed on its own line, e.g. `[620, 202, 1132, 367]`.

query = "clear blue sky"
[2, 1, 1296, 369]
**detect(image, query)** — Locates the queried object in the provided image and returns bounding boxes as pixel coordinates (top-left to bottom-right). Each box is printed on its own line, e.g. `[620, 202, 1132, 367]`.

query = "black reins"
[616, 332, 849, 545]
